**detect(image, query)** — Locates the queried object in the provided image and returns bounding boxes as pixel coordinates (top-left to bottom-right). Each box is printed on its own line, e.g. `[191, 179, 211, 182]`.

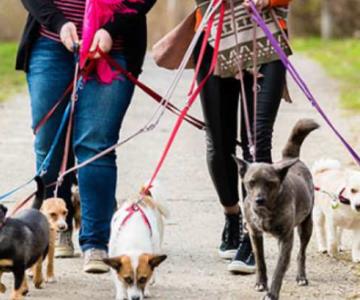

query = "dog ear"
[275, 158, 299, 181]
[148, 254, 167, 270]
[232, 155, 249, 178]
[103, 257, 122, 271]
[0, 205, 7, 219]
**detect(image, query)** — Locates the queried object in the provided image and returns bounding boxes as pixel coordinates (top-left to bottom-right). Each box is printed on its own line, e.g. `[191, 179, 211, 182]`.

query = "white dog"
[104, 183, 168, 300]
[312, 159, 360, 262]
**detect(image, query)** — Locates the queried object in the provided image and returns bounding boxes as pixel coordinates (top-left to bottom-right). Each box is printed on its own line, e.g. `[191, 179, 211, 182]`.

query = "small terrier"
[312, 159, 360, 262]
[234, 119, 319, 300]
[104, 184, 168, 300]
[40, 196, 68, 282]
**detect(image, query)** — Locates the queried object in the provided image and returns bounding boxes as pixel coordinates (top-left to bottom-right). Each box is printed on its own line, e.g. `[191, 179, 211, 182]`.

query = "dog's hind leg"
[313, 207, 327, 253]
[336, 227, 345, 252]
[32, 257, 44, 289]
[351, 230, 360, 263]
[11, 266, 25, 300]
[250, 233, 268, 292]
[297, 214, 312, 286]
[267, 232, 294, 300]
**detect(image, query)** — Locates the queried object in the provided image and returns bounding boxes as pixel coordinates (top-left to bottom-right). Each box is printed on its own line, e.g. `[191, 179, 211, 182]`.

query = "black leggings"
[195, 42, 286, 207]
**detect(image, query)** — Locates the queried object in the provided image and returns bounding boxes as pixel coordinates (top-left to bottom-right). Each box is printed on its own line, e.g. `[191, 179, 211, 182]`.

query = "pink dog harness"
[120, 203, 153, 236]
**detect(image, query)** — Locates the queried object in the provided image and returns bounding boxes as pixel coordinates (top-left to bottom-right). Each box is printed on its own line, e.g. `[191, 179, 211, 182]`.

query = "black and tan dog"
[234, 119, 319, 300]
[0, 177, 49, 300]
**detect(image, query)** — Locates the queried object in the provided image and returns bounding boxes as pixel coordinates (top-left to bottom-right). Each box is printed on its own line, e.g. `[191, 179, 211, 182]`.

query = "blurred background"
[0, 0, 359, 108]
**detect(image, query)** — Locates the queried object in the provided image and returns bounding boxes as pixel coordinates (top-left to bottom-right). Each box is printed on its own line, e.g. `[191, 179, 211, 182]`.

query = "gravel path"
[0, 55, 359, 300]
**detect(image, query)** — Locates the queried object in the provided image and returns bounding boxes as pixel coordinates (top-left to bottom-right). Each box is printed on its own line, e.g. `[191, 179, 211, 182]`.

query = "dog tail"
[32, 176, 46, 210]
[282, 119, 320, 159]
[311, 159, 341, 175]
[143, 180, 170, 218]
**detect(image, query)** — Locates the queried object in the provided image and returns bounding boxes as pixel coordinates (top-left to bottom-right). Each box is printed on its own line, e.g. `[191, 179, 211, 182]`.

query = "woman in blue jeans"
[16, 0, 156, 273]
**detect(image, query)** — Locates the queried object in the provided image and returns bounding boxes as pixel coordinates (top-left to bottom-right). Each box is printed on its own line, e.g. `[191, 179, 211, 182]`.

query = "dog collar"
[315, 186, 351, 208]
[120, 203, 153, 236]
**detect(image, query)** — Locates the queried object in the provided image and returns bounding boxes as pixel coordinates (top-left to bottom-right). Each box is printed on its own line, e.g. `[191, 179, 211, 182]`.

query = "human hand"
[60, 22, 79, 52]
[243, 0, 270, 11]
[89, 29, 113, 59]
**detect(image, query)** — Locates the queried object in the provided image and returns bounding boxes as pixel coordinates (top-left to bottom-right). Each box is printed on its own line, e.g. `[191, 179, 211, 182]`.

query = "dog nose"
[355, 205, 360, 212]
[255, 197, 266, 206]
[131, 297, 140, 300]
[58, 224, 67, 231]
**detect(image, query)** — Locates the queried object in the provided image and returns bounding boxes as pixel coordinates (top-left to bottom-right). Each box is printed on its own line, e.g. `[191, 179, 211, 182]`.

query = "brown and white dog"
[104, 183, 168, 300]
[40, 197, 68, 282]
[312, 159, 360, 262]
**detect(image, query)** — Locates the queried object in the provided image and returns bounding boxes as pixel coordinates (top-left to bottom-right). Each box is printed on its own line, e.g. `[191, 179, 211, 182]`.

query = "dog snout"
[255, 196, 266, 206]
[57, 221, 68, 232]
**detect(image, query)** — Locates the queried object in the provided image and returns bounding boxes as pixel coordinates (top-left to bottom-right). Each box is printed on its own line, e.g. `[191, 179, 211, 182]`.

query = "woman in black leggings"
[194, 0, 289, 273]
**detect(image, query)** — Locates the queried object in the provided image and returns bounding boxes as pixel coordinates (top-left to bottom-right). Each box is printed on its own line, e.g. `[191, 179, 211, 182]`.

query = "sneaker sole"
[218, 249, 237, 260]
[55, 248, 75, 258]
[83, 262, 110, 274]
[227, 261, 256, 274]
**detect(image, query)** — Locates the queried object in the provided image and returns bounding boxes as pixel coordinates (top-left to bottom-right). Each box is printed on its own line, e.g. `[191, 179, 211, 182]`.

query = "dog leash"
[248, 0, 360, 166]
[144, 0, 226, 193]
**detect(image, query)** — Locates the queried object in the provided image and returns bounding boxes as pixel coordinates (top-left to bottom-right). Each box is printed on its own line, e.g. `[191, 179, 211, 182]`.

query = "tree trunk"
[321, 0, 333, 39]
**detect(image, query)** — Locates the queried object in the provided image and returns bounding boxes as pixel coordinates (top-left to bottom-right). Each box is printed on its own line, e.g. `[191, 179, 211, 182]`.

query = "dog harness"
[315, 186, 351, 209]
[120, 203, 153, 236]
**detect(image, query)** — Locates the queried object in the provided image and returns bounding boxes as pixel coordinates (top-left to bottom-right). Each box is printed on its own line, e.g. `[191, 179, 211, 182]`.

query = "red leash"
[120, 203, 153, 235]
[144, 0, 225, 193]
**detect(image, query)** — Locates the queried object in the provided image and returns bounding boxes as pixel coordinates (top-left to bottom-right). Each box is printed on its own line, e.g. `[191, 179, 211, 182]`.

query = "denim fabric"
[27, 37, 135, 251]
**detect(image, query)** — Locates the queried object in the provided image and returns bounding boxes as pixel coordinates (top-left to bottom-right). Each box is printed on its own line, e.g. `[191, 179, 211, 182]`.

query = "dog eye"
[248, 180, 255, 188]
[62, 211, 68, 216]
[138, 277, 147, 285]
[124, 277, 133, 285]
[50, 213, 57, 218]
[351, 188, 358, 194]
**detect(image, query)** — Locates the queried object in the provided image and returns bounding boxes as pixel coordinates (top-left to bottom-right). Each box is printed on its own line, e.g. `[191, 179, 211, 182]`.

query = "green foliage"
[293, 38, 360, 111]
[0, 43, 25, 101]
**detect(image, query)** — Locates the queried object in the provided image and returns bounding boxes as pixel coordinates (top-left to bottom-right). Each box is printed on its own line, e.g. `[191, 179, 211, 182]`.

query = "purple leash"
[248, 0, 360, 166]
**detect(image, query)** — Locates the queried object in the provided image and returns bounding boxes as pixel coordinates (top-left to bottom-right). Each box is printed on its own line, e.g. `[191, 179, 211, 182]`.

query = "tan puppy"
[40, 198, 68, 282]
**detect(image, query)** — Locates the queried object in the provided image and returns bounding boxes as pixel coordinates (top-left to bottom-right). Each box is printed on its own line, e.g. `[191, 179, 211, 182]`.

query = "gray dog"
[233, 119, 319, 300]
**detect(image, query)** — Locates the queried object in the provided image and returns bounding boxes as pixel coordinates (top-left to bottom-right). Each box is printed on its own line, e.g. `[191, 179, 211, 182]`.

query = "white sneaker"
[83, 248, 110, 274]
[55, 230, 75, 258]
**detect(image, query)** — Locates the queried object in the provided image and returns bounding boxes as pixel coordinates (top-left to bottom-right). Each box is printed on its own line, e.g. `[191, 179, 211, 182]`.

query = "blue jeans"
[27, 37, 135, 251]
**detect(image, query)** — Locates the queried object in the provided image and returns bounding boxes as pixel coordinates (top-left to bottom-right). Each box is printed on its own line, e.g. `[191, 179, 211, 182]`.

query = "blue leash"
[0, 47, 83, 202]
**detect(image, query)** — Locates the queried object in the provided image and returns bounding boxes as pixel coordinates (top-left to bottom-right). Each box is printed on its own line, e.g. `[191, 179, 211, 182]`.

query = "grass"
[293, 38, 360, 111]
[0, 42, 25, 102]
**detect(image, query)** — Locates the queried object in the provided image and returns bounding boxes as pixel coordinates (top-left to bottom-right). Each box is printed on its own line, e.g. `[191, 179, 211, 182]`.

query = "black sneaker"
[218, 212, 242, 260]
[227, 234, 256, 274]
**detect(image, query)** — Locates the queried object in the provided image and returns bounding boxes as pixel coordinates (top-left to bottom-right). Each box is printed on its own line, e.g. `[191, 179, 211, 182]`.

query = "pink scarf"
[80, 0, 143, 83]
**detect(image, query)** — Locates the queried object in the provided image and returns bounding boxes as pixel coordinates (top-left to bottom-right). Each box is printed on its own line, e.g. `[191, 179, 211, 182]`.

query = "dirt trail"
[0, 55, 359, 299]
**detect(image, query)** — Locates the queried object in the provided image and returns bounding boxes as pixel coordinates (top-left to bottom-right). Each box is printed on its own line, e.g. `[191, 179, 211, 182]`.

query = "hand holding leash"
[243, 0, 269, 10]
[60, 22, 80, 52]
[89, 29, 113, 59]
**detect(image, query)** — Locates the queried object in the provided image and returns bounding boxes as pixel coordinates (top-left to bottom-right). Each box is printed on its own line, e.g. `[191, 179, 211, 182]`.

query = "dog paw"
[21, 288, 29, 296]
[296, 276, 309, 286]
[0, 283, 6, 293]
[33, 279, 44, 289]
[262, 293, 277, 300]
[318, 247, 327, 254]
[255, 282, 268, 292]
[45, 276, 57, 283]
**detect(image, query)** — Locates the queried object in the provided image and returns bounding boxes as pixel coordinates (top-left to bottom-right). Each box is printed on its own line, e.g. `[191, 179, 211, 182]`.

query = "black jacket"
[16, 0, 157, 76]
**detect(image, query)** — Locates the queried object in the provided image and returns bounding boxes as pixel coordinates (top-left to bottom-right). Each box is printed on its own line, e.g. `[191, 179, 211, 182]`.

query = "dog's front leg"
[46, 230, 56, 283]
[0, 271, 6, 293]
[112, 271, 126, 300]
[351, 230, 360, 263]
[266, 232, 294, 300]
[250, 232, 268, 292]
